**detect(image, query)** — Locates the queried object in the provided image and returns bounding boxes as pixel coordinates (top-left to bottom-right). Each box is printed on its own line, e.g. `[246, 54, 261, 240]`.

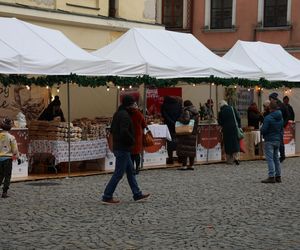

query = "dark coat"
[247, 108, 263, 129]
[111, 106, 135, 152]
[161, 96, 182, 134]
[277, 100, 289, 127]
[176, 105, 199, 158]
[261, 110, 283, 142]
[38, 105, 65, 122]
[130, 109, 147, 154]
[285, 103, 295, 121]
[218, 105, 240, 154]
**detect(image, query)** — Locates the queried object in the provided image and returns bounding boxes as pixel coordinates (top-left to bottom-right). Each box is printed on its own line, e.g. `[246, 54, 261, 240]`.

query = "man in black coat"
[102, 95, 150, 204]
[283, 96, 295, 121]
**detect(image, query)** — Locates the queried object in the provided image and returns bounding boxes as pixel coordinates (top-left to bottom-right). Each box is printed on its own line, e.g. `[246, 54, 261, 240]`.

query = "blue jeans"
[264, 141, 281, 177]
[102, 150, 142, 200]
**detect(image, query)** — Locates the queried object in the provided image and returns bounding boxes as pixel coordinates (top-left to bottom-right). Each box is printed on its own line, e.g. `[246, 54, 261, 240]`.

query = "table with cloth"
[28, 139, 107, 172]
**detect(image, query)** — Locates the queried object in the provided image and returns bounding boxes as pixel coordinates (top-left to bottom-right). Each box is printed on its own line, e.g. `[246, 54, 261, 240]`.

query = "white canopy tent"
[92, 28, 260, 79]
[223, 40, 300, 82]
[0, 17, 105, 75]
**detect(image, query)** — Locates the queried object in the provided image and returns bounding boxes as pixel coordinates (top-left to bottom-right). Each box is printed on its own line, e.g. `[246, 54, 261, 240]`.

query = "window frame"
[162, 0, 184, 29]
[204, 0, 236, 31]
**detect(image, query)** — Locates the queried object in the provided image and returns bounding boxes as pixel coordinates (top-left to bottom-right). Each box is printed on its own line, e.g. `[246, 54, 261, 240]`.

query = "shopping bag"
[175, 119, 195, 135]
[143, 128, 154, 147]
[237, 127, 244, 139]
[239, 138, 246, 153]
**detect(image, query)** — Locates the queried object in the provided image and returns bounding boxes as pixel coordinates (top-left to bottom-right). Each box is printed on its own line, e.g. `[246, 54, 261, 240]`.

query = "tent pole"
[206, 82, 212, 163]
[67, 80, 71, 178]
[141, 83, 147, 170]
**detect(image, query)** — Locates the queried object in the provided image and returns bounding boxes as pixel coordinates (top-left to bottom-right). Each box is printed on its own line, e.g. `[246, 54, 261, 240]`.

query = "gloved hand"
[17, 159, 21, 165]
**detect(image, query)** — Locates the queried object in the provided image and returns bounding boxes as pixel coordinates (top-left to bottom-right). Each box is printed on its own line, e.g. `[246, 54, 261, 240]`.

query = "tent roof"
[0, 17, 105, 75]
[93, 28, 260, 79]
[223, 40, 300, 82]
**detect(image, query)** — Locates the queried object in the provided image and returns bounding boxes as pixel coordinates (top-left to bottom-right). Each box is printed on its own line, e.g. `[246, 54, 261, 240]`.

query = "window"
[264, 0, 288, 27]
[109, 0, 116, 17]
[162, 0, 184, 28]
[210, 0, 233, 29]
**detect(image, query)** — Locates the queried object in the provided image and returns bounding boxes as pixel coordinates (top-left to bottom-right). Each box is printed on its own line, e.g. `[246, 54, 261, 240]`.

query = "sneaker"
[261, 177, 276, 183]
[101, 198, 120, 205]
[279, 156, 285, 163]
[275, 176, 282, 183]
[234, 160, 240, 165]
[134, 193, 150, 202]
[177, 166, 188, 170]
[187, 166, 194, 170]
[1, 192, 9, 198]
[166, 158, 174, 165]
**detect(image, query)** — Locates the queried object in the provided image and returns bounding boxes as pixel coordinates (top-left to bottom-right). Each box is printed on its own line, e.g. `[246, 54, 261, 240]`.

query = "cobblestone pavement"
[1, 158, 300, 250]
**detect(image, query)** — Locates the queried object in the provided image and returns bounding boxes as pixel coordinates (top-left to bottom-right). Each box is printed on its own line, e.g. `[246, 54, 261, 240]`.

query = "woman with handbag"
[218, 100, 241, 165]
[176, 100, 199, 170]
[130, 102, 147, 174]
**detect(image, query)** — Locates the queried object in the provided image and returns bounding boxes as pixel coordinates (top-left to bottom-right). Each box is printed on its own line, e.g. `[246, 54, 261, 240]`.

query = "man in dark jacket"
[38, 96, 65, 122]
[260, 101, 283, 183]
[102, 95, 150, 204]
[269, 92, 288, 162]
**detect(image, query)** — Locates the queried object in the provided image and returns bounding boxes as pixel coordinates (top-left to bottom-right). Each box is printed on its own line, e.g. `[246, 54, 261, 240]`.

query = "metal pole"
[206, 82, 212, 163]
[67, 81, 71, 177]
[141, 83, 147, 169]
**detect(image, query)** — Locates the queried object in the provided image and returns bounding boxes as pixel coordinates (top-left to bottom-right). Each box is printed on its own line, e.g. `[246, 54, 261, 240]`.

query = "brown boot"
[261, 177, 276, 183]
[275, 176, 282, 183]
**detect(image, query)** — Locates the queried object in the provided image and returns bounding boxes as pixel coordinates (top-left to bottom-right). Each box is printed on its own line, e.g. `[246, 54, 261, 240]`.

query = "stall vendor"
[38, 96, 65, 122]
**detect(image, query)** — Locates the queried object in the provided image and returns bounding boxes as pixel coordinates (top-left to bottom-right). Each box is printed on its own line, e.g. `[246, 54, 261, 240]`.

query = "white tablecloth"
[28, 139, 107, 165]
[147, 124, 172, 141]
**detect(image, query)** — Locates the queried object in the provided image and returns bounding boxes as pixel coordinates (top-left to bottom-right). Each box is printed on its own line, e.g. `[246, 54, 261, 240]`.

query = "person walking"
[0, 118, 20, 198]
[101, 95, 150, 204]
[176, 100, 199, 170]
[161, 96, 182, 164]
[130, 102, 147, 175]
[269, 93, 288, 162]
[260, 101, 283, 183]
[218, 100, 241, 165]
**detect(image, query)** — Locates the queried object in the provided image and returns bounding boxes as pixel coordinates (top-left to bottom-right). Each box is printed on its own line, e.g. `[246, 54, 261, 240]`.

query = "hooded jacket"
[260, 110, 283, 142]
[111, 105, 135, 152]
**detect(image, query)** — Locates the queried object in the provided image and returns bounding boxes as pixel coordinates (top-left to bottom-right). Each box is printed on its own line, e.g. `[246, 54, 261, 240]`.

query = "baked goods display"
[28, 120, 82, 141]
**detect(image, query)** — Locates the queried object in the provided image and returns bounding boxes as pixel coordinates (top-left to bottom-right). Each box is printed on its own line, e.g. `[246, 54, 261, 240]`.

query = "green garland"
[0, 74, 299, 89]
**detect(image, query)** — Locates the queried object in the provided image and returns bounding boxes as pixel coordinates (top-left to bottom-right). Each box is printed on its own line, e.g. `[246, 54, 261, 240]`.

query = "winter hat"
[184, 100, 193, 107]
[122, 95, 135, 107]
[269, 92, 278, 100]
[1, 117, 13, 131]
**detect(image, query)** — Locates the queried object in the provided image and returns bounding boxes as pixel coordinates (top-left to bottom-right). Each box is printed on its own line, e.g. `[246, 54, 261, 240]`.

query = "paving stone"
[0, 158, 300, 249]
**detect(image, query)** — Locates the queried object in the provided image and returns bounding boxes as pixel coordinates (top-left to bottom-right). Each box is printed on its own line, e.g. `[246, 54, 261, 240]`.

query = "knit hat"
[269, 92, 278, 100]
[122, 95, 135, 107]
[1, 117, 13, 131]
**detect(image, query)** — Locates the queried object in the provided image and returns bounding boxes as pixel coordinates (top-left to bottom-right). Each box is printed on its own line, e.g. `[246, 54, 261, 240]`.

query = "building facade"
[0, 0, 162, 51]
[160, 0, 300, 58]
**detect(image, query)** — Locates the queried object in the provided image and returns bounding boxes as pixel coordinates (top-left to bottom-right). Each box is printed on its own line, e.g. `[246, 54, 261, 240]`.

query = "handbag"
[143, 128, 154, 147]
[231, 107, 244, 139]
[175, 119, 195, 135]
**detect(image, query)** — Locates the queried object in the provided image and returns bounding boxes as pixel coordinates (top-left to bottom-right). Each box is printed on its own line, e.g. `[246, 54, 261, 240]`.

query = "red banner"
[197, 125, 221, 149]
[146, 88, 182, 116]
[284, 121, 295, 144]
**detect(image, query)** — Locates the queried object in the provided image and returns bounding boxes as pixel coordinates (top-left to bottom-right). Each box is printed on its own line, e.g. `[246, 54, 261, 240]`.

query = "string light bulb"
[117, 86, 120, 89]
[57, 87, 60, 93]
[192, 83, 196, 87]
[26, 85, 30, 90]
[212, 83, 215, 86]
[122, 87, 125, 91]
[106, 86, 110, 92]
[248, 88, 251, 92]
[46, 85, 49, 89]
[129, 85, 132, 89]
[234, 85, 237, 89]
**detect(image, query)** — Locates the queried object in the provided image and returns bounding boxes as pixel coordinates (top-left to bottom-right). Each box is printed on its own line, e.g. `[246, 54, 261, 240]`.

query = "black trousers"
[179, 156, 195, 167]
[131, 154, 141, 171]
[0, 159, 12, 193]
[280, 134, 285, 159]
